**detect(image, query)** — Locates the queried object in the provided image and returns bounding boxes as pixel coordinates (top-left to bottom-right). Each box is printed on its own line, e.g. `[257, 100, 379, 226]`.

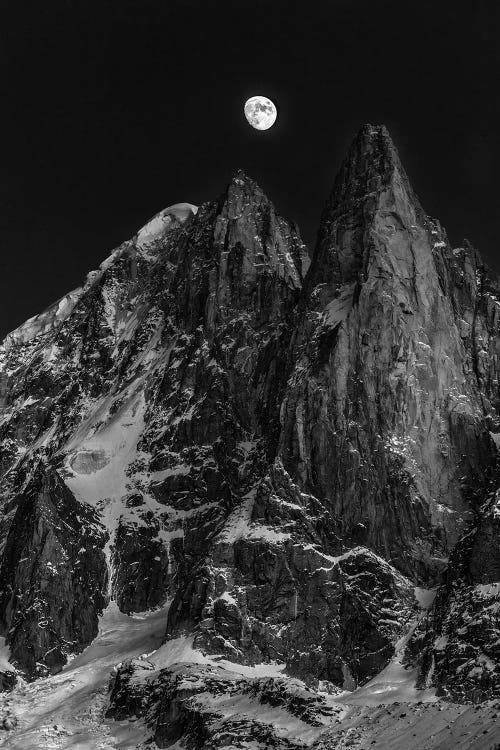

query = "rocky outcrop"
[169, 462, 415, 688]
[0, 671, 16, 693]
[409, 484, 500, 701]
[111, 516, 170, 614]
[0, 463, 108, 675]
[107, 659, 343, 749]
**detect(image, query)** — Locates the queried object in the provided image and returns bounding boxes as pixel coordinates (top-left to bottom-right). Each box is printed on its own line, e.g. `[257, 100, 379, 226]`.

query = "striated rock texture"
[282, 125, 497, 580]
[0, 462, 108, 675]
[1, 125, 500, 736]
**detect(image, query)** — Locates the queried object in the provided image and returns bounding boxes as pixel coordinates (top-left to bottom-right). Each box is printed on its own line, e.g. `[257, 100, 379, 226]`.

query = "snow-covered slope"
[3, 602, 499, 749]
[0, 604, 167, 748]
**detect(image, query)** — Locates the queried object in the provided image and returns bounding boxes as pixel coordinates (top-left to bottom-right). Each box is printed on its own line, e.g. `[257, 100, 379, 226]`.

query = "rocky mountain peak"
[1, 125, 500, 747]
[309, 123, 424, 289]
[170, 168, 308, 332]
[328, 123, 418, 208]
[230, 167, 258, 185]
[219, 168, 269, 219]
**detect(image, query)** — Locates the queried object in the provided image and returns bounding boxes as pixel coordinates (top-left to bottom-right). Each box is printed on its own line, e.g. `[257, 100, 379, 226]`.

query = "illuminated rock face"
[1, 125, 500, 722]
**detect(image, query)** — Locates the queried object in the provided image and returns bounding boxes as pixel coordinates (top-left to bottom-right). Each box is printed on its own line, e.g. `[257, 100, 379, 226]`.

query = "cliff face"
[1, 125, 500, 744]
[282, 125, 496, 580]
[0, 177, 309, 679]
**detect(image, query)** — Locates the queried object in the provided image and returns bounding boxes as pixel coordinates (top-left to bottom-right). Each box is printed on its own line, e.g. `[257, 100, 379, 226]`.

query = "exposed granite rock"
[0, 124, 499, 721]
[409, 483, 500, 701]
[280, 124, 495, 582]
[111, 516, 170, 614]
[170, 462, 415, 688]
[0, 462, 108, 676]
[0, 671, 16, 693]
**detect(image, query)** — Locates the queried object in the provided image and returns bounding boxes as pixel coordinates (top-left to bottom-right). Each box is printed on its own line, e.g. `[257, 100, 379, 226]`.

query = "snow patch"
[70, 449, 110, 475]
[323, 283, 356, 328]
[338, 624, 437, 706]
[2, 289, 82, 350]
[148, 635, 287, 681]
[490, 432, 500, 451]
[414, 587, 437, 609]
[218, 489, 291, 544]
[475, 582, 500, 597]
[0, 636, 15, 673]
[136, 202, 198, 247]
[150, 464, 192, 482]
[218, 590, 238, 605]
[63, 389, 153, 594]
[434, 635, 449, 651]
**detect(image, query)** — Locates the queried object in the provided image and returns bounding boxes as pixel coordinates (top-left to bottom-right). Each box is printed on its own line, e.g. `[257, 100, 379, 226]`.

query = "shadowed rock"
[0, 124, 499, 710]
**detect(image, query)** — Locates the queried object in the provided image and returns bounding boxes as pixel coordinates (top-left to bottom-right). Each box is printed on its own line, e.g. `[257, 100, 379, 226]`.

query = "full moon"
[244, 96, 277, 131]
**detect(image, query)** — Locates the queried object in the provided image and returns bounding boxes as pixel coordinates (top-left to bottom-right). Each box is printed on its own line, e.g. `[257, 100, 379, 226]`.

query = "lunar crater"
[244, 95, 277, 130]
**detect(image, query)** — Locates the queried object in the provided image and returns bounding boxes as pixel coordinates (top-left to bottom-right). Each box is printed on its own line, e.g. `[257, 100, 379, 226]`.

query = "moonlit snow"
[2, 599, 499, 749]
[136, 202, 198, 247]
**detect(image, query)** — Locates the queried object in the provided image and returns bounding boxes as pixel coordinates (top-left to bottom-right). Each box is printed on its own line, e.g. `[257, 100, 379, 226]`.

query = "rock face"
[410, 488, 500, 702]
[0, 463, 108, 675]
[1, 125, 500, 741]
[282, 125, 496, 580]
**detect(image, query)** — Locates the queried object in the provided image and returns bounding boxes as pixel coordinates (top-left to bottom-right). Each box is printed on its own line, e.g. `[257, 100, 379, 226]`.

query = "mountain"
[0, 125, 500, 748]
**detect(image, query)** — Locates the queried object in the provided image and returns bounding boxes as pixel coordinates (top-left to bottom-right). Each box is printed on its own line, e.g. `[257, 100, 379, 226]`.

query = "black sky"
[1, 0, 499, 338]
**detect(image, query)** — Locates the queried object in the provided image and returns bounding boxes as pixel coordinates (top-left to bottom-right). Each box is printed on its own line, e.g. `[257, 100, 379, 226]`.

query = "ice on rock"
[2, 288, 82, 350]
[136, 202, 198, 247]
[70, 448, 109, 475]
[490, 431, 500, 451]
[0, 636, 15, 674]
[414, 587, 437, 609]
[323, 282, 356, 328]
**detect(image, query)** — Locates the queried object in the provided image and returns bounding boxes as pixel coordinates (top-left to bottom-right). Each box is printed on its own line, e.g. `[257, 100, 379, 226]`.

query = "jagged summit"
[218, 168, 269, 218]
[230, 167, 257, 184]
[324, 123, 421, 215]
[328, 123, 419, 206]
[171, 165, 308, 333]
[222, 168, 264, 198]
[308, 123, 425, 287]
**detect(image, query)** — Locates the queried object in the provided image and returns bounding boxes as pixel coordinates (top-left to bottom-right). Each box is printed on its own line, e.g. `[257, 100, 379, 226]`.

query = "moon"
[244, 96, 277, 131]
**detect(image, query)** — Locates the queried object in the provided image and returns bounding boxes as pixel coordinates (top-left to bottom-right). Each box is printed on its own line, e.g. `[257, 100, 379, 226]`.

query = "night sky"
[1, 0, 499, 338]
